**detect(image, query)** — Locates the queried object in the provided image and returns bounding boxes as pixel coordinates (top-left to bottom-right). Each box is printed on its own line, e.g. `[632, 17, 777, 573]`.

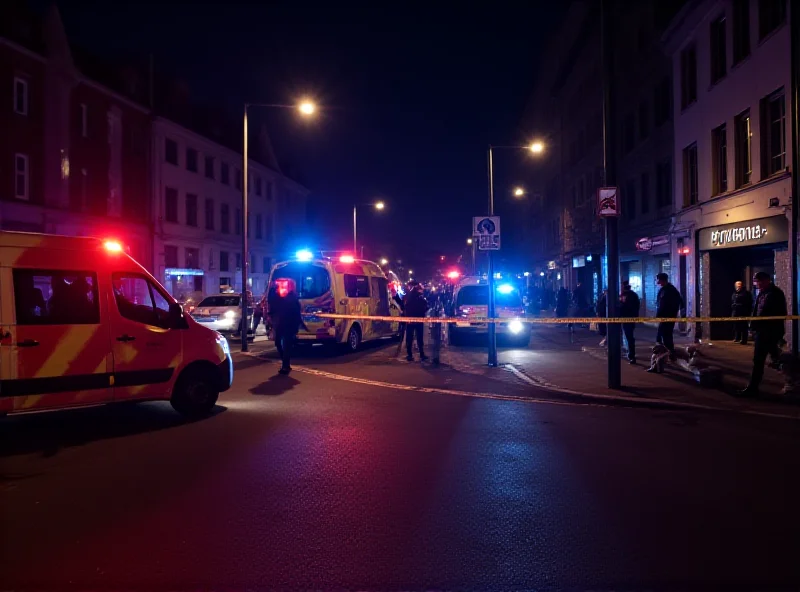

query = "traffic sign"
[473, 216, 501, 250]
[597, 187, 619, 217]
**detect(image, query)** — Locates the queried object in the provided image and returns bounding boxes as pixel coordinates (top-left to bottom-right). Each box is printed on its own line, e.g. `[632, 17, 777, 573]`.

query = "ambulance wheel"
[346, 324, 362, 352]
[171, 367, 219, 418]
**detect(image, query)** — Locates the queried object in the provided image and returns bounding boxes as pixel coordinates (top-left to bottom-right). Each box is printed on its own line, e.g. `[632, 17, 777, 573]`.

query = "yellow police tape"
[315, 313, 800, 325]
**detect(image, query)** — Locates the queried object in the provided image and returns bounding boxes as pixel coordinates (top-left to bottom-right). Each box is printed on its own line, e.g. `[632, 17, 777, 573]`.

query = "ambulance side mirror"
[169, 302, 188, 329]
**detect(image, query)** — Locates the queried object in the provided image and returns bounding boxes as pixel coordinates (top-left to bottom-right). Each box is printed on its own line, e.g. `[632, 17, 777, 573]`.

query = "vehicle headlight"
[217, 334, 230, 355]
[224, 310, 236, 319]
[508, 319, 524, 334]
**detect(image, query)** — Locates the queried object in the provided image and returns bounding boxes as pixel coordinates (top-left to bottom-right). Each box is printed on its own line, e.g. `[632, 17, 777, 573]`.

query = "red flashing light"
[679, 247, 691, 255]
[103, 240, 123, 253]
[447, 270, 461, 280]
[340, 255, 355, 264]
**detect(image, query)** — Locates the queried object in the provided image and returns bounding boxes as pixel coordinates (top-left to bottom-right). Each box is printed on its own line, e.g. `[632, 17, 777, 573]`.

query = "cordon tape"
[314, 313, 800, 325]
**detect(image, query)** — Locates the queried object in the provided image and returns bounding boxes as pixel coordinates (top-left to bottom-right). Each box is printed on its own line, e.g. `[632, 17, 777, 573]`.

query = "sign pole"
[601, 0, 621, 388]
[487, 145, 498, 367]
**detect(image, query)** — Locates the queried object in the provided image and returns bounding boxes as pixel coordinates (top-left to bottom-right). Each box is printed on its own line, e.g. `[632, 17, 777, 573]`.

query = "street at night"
[2, 340, 800, 590]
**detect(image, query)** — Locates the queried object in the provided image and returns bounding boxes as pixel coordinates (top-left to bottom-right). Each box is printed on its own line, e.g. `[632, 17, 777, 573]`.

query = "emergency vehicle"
[267, 251, 401, 351]
[0, 232, 233, 418]
[449, 276, 530, 346]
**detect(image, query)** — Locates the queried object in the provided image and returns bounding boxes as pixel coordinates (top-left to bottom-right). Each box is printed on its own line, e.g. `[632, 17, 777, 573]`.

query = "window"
[680, 44, 697, 109]
[220, 251, 230, 272]
[112, 273, 172, 328]
[640, 171, 650, 214]
[656, 160, 672, 208]
[235, 253, 242, 270]
[256, 214, 263, 239]
[682, 143, 699, 207]
[235, 168, 242, 191]
[712, 124, 728, 195]
[235, 208, 241, 235]
[198, 295, 240, 308]
[165, 138, 178, 165]
[265, 213, 274, 241]
[255, 176, 262, 196]
[263, 256, 271, 274]
[733, 0, 751, 64]
[761, 89, 786, 176]
[654, 76, 672, 126]
[186, 147, 198, 172]
[221, 162, 230, 185]
[266, 182, 273, 201]
[638, 101, 650, 140]
[205, 155, 215, 179]
[759, 0, 786, 40]
[185, 247, 200, 269]
[272, 262, 331, 299]
[221, 204, 230, 234]
[710, 14, 727, 84]
[13, 269, 99, 325]
[186, 193, 198, 227]
[204, 198, 214, 231]
[345, 274, 371, 297]
[80, 103, 88, 137]
[164, 245, 179, 268]
[14, 154, 28, 200]
[165, 187, 178, 222]
[735, 110, 752, 186]
[624, 179, 636, 220]
[13, 77, 27, 115]
[622, 112, 635, 153]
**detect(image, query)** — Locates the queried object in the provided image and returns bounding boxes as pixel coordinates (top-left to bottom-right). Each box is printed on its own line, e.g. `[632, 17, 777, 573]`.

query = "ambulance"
[0, 232, 233, 418]
[267, 251, 401, 351]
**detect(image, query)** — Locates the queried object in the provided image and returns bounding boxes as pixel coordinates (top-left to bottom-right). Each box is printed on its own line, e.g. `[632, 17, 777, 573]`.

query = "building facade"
[663, 0, 792, 342]
[1, 5, 152, 265]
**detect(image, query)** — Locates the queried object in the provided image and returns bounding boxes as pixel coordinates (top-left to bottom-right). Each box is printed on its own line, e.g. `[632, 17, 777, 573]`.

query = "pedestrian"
[253, 291, 267, 334]
[648, 272, 682, 372]
[555, 286, 570, 321]
[268, 278, 308, 375]
[738, 272, 787, 397]
[620, 281, 640, 365]
[597, 288, 608, 346]
[731, 280, 753, 345]
[403, 282, 429, 361]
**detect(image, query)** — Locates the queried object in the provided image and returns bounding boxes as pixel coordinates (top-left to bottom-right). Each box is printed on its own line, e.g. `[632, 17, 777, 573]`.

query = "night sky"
[54, 1, 566, 276]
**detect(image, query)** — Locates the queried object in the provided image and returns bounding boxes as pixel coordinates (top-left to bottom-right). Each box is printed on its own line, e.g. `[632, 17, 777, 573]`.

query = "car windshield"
[272, 262, 331, 299]
[456, 285, 523, 308]
[198, 295, 240, 307]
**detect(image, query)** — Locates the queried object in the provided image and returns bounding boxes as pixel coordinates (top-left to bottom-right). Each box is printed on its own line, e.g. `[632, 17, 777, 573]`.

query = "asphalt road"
[2, 341, 800, 590]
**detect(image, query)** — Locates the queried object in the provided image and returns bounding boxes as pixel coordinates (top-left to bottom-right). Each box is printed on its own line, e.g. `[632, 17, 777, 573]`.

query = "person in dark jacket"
[268, 278, 308, 374]
[620, 281, 640, 364]
[403, 283, 429, 361]
[650, 272, 682, 367]
[731, 280, 753, 344]
[555, 287, 570, 318]
[739, 272, 787, 397]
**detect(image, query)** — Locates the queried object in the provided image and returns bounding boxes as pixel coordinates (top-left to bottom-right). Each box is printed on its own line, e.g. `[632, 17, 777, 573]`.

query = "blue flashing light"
[296, 249, 313, 261]
[497, 283, 514, 294]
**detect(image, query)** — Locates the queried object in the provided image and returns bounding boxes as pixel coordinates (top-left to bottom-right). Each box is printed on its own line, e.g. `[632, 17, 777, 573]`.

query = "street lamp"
[513, 187, 525, 197]
[353, 201, 386, 254]
[240, 98, 317, 352]
[466, 237, 476, 275]
[484, 142, 540, 366]
[380, 258, 389, 266]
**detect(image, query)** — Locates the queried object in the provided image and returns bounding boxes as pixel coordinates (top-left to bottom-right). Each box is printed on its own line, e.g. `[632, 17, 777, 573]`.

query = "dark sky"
[55, 1, 566, 276]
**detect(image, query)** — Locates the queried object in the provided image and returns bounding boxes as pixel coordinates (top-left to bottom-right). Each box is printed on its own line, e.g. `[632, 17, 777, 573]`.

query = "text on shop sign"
[711, 224, 767, 247]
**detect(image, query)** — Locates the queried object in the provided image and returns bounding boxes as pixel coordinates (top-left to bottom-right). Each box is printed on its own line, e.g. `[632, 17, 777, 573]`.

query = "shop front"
[621, 232, 672, 319]
[697, 215, 789, 340]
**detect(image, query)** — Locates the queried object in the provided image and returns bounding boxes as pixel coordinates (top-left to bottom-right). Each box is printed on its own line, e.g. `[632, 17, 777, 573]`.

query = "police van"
[449, 276, 530, 346]
[0, 232, 232, 418]
[268, 251, 401, 351]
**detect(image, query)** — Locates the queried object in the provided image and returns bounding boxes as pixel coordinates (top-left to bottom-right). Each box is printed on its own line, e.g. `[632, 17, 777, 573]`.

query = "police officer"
[403, 282, 429, 362]
[268, 278, 308, 375]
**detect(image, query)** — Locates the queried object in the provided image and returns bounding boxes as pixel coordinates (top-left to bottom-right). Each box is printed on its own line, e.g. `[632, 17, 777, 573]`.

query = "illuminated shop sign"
[165, 268, 205, 276]
[698, 216, 788, 250]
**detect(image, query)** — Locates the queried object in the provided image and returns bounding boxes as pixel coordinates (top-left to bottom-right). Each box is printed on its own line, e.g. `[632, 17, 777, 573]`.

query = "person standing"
[738, 272, 787, 397]
[403, 283, 429, 362]
[731, 280, 753, 344]
[620, 281, 640, 364]
[268, 278, 308, 375]
[597, 288, 608, 346]
[650, 273, 682, 368]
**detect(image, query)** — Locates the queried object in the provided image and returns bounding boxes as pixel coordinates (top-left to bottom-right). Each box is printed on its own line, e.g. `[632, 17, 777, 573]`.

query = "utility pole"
[601, 0, 621, 387]
[487, 145, 498, 367]
[790, 0, 799, 357]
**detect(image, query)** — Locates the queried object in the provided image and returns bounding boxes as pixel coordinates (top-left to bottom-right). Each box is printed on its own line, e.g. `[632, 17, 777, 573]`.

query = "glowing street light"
[408, 270, 414, 276]
[375, 201, 385, 210]
[298, 100, 316, 116]
[380, 258, 389, 266]
[529, 141, 544, 154]
[466, 238, 473, 245]
[513, 187, 525, 197]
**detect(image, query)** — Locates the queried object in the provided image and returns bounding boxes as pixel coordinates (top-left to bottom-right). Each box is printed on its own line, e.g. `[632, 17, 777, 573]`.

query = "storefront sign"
[698, 216, 788, 250]
[165, 268, 205, 276]
[635, 235, 669, 251]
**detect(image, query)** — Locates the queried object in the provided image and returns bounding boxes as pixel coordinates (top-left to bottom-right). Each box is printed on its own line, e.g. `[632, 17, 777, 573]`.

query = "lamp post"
[240, 99, 316, 352]
[485, 142, 543, 367]
[466, 238, 476, 275]
[353, 201, 385, 254]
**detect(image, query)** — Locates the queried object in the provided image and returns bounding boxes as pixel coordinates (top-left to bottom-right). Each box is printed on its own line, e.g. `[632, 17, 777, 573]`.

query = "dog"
[647, 344, 670, 373]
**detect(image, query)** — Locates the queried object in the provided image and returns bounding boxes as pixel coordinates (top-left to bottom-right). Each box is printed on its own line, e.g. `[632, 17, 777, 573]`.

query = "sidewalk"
[509, 324, 800, 419]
